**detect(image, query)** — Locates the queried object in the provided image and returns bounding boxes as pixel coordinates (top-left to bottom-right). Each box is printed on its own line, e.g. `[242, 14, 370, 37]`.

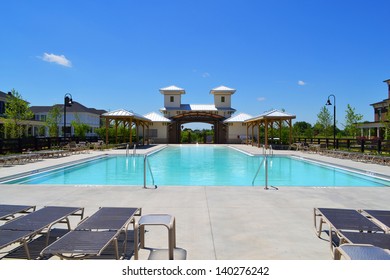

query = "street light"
[64, 93, 73, 137]
[326, 94, 336, 149]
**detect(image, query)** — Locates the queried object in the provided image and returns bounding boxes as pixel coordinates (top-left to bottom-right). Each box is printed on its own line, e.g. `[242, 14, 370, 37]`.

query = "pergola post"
[105, 118, 109, 146]
[264, 120, 269, 148]
[136, 120, 139, 144]
[101, 109, 152, 148]
[246, 124, 249, 145]
[114, 120, 118, 144]
[129, 117, 133, 146]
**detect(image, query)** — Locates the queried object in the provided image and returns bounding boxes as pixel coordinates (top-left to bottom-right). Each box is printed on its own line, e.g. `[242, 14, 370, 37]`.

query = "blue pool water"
[4, 146, 389, 187]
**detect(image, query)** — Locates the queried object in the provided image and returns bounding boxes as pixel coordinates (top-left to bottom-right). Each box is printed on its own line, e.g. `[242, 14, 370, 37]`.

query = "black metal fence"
[294, 137, 390, 154]
[1, 136, 390, 155]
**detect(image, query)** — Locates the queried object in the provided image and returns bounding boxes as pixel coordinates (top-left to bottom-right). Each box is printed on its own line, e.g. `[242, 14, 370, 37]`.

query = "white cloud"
[298, 80, 306, 86]
[202, 72, 210, 78]
[257, 97, 266, 102]
[40, 53, 72, 67]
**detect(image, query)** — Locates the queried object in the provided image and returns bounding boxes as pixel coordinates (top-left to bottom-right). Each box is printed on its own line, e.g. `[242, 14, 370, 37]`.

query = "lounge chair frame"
[0, 204, 36, 222]
[313, 207, 384, 254]
[361, 209, 390, 233]
[0, 206, 84, 259]
[40, 207, 141, 260]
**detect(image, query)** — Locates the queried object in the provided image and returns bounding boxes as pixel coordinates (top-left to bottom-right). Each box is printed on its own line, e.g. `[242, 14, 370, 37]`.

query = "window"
[35, 114, 47, 121]
[170, 96, 174, 102]
[221, 96, 225, 103]
[149, 129, 158, 137]
[0, 101, 5, 114]
[377, 108, 382, 121]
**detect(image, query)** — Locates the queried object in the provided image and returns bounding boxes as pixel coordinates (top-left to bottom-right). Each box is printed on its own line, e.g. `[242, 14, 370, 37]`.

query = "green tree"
[344, 104, 363, 138]
[4, 89, 34, 138]
[46, 105, 62, 137]
[71, 114, 90, 139]
[293, 121, 313, 138]
[315, 106, 333, 137]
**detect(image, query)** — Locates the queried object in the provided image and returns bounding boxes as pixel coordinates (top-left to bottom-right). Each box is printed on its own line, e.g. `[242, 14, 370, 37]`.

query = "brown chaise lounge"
[40, 207, 141, 260]
[0, 204, 36, 222]
[0, 206, 84, 259]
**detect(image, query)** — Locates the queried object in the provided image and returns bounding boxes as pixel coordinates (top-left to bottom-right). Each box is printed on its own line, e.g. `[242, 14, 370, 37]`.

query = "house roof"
[224, 113, 253, 123]
[30, 102, 106, 115]
[159, 85, 186, 94]
[0, 91, 9, 98]
[161, 104, 235, 112]
[210, 85, 236, 95]
[144, 112, 171, 122]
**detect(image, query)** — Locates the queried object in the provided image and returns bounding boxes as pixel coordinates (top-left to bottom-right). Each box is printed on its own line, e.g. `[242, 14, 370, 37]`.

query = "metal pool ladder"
[143, 154, 157, 189]
[252, 145, 278, 190]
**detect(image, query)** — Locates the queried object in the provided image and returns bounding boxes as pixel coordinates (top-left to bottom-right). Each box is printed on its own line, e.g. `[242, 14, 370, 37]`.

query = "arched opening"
[180, 122, 213, 143]
[167, 112, 227, 144]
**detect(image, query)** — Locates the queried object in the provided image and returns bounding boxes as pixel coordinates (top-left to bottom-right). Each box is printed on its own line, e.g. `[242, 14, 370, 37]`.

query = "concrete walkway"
[0, 145, 389, 260]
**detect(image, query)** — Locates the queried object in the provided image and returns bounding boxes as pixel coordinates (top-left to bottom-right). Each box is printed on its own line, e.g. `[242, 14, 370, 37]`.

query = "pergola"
[244, 109, 296, 148]
[101, 109, 152, 146]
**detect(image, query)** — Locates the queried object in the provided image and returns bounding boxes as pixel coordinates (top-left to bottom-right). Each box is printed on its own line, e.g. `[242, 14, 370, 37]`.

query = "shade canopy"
[101, 109, 152, 146]
[244, 109, 296, 147]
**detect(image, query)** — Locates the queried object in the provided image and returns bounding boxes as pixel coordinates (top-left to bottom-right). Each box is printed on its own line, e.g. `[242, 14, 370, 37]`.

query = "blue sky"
[1, 0, 389, 128]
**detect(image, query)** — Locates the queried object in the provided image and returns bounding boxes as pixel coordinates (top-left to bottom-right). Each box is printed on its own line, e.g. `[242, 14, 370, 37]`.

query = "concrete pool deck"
[0, 144, 389, 260]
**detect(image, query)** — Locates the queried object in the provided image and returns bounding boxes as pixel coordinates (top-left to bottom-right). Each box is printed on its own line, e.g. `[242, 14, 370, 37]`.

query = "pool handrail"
[143, 154, 157, 189]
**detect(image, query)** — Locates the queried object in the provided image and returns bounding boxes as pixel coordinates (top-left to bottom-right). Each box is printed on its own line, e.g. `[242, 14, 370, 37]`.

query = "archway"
[167, 112, 227, 144]
[180, 122, 213, 143]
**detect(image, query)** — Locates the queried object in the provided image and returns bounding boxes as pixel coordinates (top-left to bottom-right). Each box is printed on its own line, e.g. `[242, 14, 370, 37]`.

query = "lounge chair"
[313, 208, 384, 252]
[0, 204, 36, 222]
[334, 244, 390, 260]
[0, 206, 84, 259]
[337, 230, 390, 250]
[40, 207, 141, 259]
[362, 209, 390, 233]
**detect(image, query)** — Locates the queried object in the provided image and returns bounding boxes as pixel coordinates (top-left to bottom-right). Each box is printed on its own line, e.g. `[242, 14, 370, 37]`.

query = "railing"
[143, 154, 157, 189]
[252, 145, 277, 190]
[294, 137, 390, 154]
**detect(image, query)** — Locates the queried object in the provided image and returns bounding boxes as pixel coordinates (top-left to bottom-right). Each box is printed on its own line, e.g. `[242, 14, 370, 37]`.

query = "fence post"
[361, 139, 365, 153]
[347, 139, 350, 150]
[377, 139, 382, 154]
[18, 138, 22, 153]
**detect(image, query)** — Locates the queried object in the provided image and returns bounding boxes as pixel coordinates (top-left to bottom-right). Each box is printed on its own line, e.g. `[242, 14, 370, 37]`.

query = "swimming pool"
[3, 145, 389, 187]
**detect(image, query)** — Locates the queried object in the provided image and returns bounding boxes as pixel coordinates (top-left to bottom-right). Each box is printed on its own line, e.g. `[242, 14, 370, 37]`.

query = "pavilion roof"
[224, 113, 253, 123]
[101, 109, 151, 122]
[245, 109, 296, 123]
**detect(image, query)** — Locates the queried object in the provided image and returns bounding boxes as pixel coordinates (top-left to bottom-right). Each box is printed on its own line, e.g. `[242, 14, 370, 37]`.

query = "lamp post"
[64, 93, 73, 138]
[326, 94, 336, 149]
